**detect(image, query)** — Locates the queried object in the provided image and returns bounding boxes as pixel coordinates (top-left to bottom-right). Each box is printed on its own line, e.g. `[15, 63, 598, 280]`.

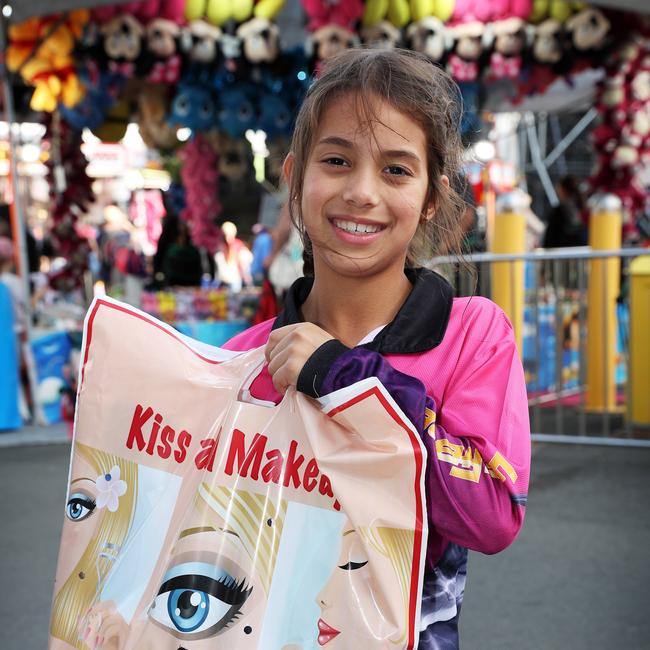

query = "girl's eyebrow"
[316, 136, 353, 149]
[316, 136, 421, 163]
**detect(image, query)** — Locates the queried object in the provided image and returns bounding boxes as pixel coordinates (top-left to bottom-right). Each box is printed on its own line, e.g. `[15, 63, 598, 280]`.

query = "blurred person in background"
[250, 222, 273, 286]
[543, 175, 588, 248]
[162, 220, 203, 287]
[215, 220, 252, 291]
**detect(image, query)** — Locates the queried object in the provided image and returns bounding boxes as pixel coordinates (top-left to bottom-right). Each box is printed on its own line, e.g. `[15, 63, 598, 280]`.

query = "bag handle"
[229, 346, 279, 408]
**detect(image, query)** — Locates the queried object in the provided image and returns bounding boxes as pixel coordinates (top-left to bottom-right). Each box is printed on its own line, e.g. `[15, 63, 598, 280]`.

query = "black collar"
[272, 267, 453, 354]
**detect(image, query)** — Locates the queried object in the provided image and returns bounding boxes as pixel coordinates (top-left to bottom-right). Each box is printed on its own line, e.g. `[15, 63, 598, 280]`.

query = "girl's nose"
[342, 166, 379, 209]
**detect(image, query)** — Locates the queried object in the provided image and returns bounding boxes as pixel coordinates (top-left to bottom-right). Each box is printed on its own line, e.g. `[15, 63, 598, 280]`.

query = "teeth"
[333, 219, 382, 234]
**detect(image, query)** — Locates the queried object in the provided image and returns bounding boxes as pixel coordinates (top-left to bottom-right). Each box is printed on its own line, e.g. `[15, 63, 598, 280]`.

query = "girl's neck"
[300, 266, 413, 347]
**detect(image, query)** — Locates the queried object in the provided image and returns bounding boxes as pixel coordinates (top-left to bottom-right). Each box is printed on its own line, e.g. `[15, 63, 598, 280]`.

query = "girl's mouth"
[317, 618, 340, 646]
[329, 217, 386, 244]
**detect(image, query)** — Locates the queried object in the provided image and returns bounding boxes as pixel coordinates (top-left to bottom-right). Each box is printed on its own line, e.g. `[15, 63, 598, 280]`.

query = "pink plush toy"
[452, 0, 531, 24]
[93, 1, 166, 24]
[302, 0, 363, 32]
[177, 134, 223, 255]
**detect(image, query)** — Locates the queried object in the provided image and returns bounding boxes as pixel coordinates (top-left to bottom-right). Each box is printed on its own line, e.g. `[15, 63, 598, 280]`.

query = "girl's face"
[286, 93, 435, 281]
[315, 524, 401, 648]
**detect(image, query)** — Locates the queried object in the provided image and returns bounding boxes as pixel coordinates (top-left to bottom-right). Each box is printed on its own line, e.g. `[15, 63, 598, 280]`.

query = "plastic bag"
[49, 297, 428, 649]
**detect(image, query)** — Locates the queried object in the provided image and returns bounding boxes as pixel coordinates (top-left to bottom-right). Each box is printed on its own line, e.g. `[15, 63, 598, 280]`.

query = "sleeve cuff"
[297, 339, 350, 398]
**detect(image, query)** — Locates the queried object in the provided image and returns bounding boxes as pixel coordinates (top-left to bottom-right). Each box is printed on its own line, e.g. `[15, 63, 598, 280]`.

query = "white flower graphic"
[95, 465, 127, 512]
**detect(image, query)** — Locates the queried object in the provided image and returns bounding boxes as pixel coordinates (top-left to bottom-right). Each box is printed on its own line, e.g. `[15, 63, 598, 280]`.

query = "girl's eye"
[66, 492, 96, 521]
[149, 572, 252, 637]
[337, 560, 368, 571]
[385, 165, 410, 176]
[324, 157, 348, 167]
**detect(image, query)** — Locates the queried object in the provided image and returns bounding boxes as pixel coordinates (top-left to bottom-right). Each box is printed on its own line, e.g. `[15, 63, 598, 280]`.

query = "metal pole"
[544, 108, 598, 169]
[0, 11, 32, 330]
[554, 258, 564, 435]
[578, 259, 587, 436]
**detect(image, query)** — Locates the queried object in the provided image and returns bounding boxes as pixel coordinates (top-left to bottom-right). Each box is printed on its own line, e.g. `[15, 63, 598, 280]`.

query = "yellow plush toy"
[7, 11, 89, 112]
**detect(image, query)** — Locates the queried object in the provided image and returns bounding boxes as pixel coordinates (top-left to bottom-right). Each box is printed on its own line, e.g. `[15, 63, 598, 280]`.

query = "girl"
[225, 48, 530, 648]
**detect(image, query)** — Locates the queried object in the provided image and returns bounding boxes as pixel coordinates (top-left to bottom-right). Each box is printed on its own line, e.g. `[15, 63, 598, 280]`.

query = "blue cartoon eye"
[173, 95, 190, 117]
[149, 563, 252, 638]
[66, 492, 96, 521]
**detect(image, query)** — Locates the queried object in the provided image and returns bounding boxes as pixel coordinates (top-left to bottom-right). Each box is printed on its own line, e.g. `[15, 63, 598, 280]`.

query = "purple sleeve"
[302, 344, 528, 556]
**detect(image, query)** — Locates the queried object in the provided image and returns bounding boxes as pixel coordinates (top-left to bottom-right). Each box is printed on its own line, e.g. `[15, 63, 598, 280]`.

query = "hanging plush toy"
[360, 21, 402, 49]
[44, 116, 93, 291]
[207, 132, 252, 184]
[564, 6, 612, 70]
[258, 91, 293, 137]
[180, 20, 223, 65]
[177, 133, 223, 254]
[58, 62, 124, 131]
[7, 12, 89, 112]
[447, 21, 486, 82]
[361, 0, 411, 29]
[406, 17, 449, 65]
[169, 82, 218, 132]
[217, 84, 258, 137]
[145, 18, 183, 84]
[138, 83, 180, 149]
[236, 17, 281, 64]
[99, 15, 146, 77]
[530, 18, 567, 67]
[302, 0, 363, 75]
[486, 17, 527, 80]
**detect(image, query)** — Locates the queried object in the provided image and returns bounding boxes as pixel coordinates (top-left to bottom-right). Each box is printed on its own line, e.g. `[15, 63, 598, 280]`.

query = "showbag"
[49, 297, 428, 650]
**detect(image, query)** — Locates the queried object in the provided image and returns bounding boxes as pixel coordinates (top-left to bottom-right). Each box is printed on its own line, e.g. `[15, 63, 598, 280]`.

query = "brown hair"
[286, 48, 467, 273]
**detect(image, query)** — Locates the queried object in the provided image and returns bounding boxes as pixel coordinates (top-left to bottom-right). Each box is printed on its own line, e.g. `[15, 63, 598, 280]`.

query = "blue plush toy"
[216, 84, 257, 138]
[258, 91, 293, 138]
[168, 83, 217, 132]
[58, 63, 124, 131]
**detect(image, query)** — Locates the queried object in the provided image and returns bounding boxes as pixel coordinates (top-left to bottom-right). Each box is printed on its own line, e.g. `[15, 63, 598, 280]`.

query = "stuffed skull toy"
[236, 17, 281, 64]
[406, 16, 448, 64]
[360, 21, 401, 49]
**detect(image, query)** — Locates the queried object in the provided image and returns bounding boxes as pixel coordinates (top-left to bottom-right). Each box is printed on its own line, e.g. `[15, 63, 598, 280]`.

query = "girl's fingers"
[265, 323, 303, 361]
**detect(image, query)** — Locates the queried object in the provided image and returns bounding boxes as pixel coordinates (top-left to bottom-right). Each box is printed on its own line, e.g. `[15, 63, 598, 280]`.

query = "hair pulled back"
[287, 48, 467, 273]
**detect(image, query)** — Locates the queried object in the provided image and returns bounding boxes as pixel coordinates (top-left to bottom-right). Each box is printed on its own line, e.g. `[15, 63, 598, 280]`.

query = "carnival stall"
[1, 0, 649, 429]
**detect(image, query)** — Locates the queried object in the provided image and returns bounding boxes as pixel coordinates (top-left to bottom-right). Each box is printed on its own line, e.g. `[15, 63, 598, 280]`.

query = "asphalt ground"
[0, 439, 648, 649]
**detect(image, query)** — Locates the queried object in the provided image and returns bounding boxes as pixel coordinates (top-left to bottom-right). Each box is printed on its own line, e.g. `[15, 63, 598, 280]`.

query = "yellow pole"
[585, 194, 622, 412]
[629, 256, 650, 426]
[490, 193, 526, 353]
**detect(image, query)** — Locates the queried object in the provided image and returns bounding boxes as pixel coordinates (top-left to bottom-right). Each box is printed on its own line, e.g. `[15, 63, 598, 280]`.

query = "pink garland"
[177, 134, 223, 255]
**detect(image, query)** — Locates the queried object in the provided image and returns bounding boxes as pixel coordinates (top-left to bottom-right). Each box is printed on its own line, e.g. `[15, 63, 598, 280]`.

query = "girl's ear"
[282, 152, 295, 188]
[425, 174, 450, 221]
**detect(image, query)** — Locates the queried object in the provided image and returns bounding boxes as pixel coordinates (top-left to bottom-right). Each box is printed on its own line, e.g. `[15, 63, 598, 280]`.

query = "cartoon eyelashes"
[149, 563, 252, 637]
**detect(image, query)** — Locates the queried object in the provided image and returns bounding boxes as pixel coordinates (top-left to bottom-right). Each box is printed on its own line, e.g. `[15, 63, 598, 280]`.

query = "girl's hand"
[265, 323, 334, 393]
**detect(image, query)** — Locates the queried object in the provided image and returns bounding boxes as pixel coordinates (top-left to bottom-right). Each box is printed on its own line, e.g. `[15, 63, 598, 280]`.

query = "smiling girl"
[224, 48, 531, 648]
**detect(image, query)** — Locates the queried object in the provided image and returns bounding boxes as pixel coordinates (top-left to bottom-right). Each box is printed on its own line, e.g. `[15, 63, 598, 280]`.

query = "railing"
[428, 247, 650, 443]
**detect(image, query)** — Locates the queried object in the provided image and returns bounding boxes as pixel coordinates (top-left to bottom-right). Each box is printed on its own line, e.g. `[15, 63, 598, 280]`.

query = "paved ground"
[0, 437, 648, 649]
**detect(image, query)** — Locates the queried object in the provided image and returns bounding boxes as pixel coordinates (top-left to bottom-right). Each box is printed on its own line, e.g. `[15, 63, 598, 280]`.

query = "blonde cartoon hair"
[358, 526, 415, 645]
[197, 483, 287, 595]
[50, 444, 138, 647]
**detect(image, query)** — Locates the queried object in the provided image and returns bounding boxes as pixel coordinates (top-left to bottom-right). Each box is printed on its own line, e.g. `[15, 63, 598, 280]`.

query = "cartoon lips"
[317, 618, 340, 646]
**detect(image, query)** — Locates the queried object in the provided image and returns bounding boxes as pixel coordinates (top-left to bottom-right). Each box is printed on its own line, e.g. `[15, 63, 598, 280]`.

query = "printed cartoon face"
[316, 520, 409, 648]
[290, 92, 431, 281]
[137, 525, 266, 646]
[80, 485, 284, 649]
[55, 451, 102, 590]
